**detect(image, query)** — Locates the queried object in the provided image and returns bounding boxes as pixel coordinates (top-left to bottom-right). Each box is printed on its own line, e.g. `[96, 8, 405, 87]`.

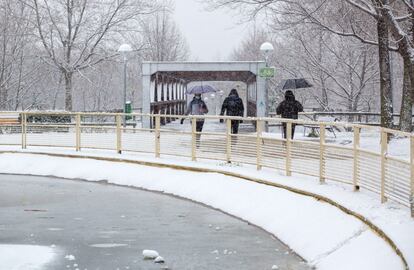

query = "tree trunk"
[64, 71, 73, 111]
[0, 86, 7, 110]
[377, 11, 393, 129]
[380, 1, 414, 131]
[52, 75, 63, 110]
[320, 80, 329, 110]
[399, 58, 412, 131]
[398, 3, 414, 132]
[411, 2, 414, 107]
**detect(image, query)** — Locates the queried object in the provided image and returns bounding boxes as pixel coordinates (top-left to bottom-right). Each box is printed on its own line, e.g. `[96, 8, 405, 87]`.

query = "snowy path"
[0, 151, 411, 270]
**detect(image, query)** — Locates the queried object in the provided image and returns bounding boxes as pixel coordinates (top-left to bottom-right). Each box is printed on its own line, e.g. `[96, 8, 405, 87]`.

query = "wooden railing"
[151, 100, 186, 125]
[269, 111, 414, 126]
[0, 111, 413, 217]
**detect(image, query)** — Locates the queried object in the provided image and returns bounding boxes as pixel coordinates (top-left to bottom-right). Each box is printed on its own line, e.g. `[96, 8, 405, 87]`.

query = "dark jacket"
[220, 89, 244, 117]
[276, 91, 303, 119]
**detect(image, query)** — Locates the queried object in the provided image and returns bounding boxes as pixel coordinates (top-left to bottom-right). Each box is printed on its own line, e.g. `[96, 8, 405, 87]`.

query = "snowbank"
[0, 245, 55, 270]
[0, 151, 411, 270]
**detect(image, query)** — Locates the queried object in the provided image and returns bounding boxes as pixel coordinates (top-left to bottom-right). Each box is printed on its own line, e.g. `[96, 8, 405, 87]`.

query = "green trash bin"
[125, 101, 132, 121]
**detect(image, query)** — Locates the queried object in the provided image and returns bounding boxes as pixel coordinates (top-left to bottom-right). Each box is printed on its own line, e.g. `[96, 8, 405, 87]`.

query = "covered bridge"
[141, 61, 267, 128]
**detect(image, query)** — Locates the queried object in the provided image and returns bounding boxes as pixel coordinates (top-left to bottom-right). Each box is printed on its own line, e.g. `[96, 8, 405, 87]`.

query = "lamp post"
[260, 42, 274, 132]
[210, 93, 216, 114]
[218, 90, 224, 115]
[260, 42, 274, 119]
[118, 43, 133, 127]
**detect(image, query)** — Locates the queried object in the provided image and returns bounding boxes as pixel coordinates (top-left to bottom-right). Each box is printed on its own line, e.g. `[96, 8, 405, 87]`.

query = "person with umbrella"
[181, 85, 213, 141]
[219, 89, 244, 134]
[276, 90, 303, 139]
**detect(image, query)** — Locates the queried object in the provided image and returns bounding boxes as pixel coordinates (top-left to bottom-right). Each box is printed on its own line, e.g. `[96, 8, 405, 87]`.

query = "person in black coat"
[276, 90, 303, 139]
[220, 89, 244, 134]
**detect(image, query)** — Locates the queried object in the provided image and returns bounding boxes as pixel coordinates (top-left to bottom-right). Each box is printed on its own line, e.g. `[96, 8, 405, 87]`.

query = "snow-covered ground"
[0, 150, 412, 270]
[0, 245, 55, 270]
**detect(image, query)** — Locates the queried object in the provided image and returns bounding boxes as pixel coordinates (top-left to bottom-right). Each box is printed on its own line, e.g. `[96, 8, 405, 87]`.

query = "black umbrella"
[279, 78, 312, 90]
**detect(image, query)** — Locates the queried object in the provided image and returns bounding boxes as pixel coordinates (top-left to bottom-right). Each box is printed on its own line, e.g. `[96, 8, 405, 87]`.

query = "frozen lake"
[0, 174, 309, 270]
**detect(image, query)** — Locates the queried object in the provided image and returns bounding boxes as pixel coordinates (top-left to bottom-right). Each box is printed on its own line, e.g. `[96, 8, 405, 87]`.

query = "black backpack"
[228, 98, 237, 109]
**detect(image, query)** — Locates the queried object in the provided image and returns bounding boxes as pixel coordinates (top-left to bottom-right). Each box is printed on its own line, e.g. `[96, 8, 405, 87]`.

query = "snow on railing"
[0, 111, 413, 218]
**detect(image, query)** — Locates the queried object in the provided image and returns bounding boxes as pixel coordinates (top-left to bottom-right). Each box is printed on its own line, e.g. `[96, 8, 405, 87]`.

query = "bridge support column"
[142, 73, 151, 129]
[171, 79, 176, 118]
[166, 78, 171, 123]
[161, 76, 166, 125]
[411, 136, 414, 217]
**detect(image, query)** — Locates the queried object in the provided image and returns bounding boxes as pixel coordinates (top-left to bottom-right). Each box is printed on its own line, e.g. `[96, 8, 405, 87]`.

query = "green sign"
[125, 101, 132, 120]
[259, 67, 275, 78]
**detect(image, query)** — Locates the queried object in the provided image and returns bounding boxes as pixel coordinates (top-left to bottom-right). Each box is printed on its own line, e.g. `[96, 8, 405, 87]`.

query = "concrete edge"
[0, 150, 409, 270]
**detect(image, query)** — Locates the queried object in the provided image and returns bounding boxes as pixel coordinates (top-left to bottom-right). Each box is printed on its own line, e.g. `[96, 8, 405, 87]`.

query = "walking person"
[276, 90, 303, 139]
[219, 89, 244, 134]
[181, 94, 209, 142]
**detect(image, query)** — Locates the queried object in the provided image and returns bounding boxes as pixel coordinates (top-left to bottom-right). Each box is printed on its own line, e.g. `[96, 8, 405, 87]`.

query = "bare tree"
[207, 0, 414, 129]
[139, 6, 189, 61]
[228, 24, 379, 117]
[0, 0, 38, 110]
[28, 0, 158, 111]
[398, 0, 414, 131]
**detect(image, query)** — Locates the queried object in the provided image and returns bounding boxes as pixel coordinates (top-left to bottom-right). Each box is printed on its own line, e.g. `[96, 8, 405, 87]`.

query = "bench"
[0, 115, 20, 134]
[303, 116, 338, 138]
[0, 113, 20, 125]
[0, 118, 20, 125]
[81, 122, 138, 128]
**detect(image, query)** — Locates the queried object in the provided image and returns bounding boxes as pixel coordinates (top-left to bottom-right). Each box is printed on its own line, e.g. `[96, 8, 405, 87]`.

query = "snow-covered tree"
[28, 0, 159, 111]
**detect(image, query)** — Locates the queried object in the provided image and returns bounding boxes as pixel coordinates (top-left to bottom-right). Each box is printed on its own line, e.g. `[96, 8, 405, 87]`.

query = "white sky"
[173, 1, 250, 61]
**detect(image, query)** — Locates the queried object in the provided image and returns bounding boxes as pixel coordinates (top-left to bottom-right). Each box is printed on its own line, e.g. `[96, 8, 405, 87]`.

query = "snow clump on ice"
[142, 249, 159, 259]
[65, 254, 76, 261]
[154, 256, 165, 263]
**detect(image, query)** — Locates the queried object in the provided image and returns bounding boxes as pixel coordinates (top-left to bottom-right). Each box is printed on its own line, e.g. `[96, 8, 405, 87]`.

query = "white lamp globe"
[118, 43, 133, 59]
[260, 42, 274, 53]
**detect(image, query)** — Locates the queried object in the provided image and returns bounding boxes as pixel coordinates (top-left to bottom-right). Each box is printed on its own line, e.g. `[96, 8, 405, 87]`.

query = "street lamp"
[260, 42, 274, 66]
[210, 93, 216, 114]
[218, 90, 224, 114]
[260, 42, 274, 131]
[118, 43, 133, 127]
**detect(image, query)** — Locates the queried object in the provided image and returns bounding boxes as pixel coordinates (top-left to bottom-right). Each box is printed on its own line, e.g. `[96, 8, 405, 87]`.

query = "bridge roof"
[142, 61, 266, 83]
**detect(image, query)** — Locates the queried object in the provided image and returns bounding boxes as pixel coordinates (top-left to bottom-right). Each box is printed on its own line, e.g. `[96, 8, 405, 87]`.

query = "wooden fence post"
[353, 127, 360, 191]
[256, 120, 263, 170]
[319, 124, 326, 184]
[410, 135, 414, 218]
[155, 115, 160, 158]
[116, 114, 122, 154]
[286, 121, 292, 176]
[226, 118, 231, 163]
[21, 113, 27, 149]
[380, 130, 388, 203]
[75, 113, 81, 151]
[191, 117, 196, 161]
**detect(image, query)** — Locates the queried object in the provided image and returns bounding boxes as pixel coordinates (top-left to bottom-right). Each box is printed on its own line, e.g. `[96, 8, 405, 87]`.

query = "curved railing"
[0, 111, 413, 217]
